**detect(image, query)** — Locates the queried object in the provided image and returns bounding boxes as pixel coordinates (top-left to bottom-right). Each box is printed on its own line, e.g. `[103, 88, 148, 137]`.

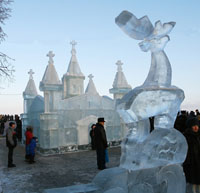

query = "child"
[25, 126, 33, 161]
[29, 137, 37, 164]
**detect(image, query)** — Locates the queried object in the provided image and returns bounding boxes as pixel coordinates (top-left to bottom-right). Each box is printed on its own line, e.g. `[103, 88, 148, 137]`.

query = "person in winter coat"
[29, 137, 37, 164]
[6, 122, 17, 168]
[90, 124, 96, 150]
[174, 111, 188, 133]
[183, 117, 200, 193]
[25, 126, 33, 161]
[94, 117, 108, 170]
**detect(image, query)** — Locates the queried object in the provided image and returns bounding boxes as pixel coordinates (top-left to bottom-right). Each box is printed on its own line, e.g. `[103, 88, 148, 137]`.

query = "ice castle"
[21, 41, 132, 154]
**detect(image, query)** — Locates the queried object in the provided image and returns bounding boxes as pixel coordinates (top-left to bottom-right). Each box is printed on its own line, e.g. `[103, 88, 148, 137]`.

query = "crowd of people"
[174, 109, 200, 133]
[0, 114, 37, 168]
[4, 121, 37, 168]
[1, 114, 107, 170]
[0, 114, 22, 141]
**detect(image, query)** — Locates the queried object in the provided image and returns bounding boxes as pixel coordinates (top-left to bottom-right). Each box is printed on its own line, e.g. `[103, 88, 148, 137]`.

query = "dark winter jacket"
[94, 123, 108, 150]
[90, 129, 96, 150]
[183, 128, 200, 184]
[29, 137, 37, 156]
[174, 114, 187, 133]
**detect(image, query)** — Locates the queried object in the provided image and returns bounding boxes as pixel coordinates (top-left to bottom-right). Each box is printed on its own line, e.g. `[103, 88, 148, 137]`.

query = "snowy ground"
[0, 137, 120, 193]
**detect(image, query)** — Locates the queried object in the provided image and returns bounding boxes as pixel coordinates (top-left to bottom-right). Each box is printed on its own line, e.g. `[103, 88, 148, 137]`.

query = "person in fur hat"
[183, 117, 200, 193]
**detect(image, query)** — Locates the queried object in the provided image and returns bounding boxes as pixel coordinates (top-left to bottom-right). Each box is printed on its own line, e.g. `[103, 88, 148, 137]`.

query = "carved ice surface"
[116, 10, 175, 88]
[118, 87, 185, 128]
[120, 128, 187, 171]
[115, 10, 188, 193]
[156, 165, 186, 193]
[43, 11, 188, 193]
[115, 11, 154, 40]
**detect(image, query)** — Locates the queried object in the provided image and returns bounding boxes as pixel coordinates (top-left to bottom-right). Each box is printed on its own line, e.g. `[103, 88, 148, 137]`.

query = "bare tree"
[0, 0, 14, 81]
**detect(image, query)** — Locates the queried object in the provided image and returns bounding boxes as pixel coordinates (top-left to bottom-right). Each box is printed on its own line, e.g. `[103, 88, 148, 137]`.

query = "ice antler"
[115, 10, 176, 42]
[115, 11, 154, 40]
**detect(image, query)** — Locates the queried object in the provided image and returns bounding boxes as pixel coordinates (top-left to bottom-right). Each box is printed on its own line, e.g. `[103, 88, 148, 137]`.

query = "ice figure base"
[120, 128, 188, 171]
[43, 164, 186, 193]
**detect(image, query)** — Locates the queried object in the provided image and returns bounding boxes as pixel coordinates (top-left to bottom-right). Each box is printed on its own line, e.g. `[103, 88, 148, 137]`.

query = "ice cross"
[70, 40, 77, 49]
[28, 69, 34, 79]
[88, 74, 94, 80]
[70, 40, 77, 55]
[116, 60, 123, 72]
[47, 51, 55, 64]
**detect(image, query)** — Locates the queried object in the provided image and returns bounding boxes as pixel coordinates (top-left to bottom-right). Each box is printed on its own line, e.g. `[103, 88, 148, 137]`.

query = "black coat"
[94, 123, 108, 150]
[183, 129, 200, 184]
[90, 129, 96, 150]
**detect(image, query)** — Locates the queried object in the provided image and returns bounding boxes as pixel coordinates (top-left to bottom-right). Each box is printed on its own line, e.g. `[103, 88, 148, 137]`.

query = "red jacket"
[25, 131, 33, 145]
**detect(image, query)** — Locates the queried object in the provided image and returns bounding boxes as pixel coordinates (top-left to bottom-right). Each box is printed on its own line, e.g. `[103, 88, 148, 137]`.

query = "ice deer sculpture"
[114, 11, 188, 193]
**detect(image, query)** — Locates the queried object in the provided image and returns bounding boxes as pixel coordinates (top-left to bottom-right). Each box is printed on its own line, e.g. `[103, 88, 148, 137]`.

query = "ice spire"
[41, 51, 61, 85]
[28, 69, 34, 79]
[109, 60, 132, 99]
[24, 69, 38, 96]
[66, 40, 84, 76]
[113, 60, 131, 89]
[85, 74, 98, 95]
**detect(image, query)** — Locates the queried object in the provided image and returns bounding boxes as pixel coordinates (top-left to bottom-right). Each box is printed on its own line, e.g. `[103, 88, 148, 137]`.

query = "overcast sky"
[0, 0, 200, 114]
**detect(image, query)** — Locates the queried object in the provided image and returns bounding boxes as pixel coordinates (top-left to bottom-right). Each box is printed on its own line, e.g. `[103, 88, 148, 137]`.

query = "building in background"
[21, 41, 132, 154]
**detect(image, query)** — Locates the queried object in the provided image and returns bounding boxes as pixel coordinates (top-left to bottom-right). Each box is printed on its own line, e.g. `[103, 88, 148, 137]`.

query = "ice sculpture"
[96, 11, 188, 193]
[43, 11, 188, 193]
[115, 10, 188, 192]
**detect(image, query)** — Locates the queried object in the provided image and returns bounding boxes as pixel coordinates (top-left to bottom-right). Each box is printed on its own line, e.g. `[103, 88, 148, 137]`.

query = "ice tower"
[109, 60, 132, 100]
[21, 69, 38, 141]
[62, 41, 85, 99]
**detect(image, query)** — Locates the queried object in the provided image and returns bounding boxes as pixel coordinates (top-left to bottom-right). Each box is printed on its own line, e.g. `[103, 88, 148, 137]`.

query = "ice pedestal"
[43, 165, 185, 193]
[92, 165, 186, 193]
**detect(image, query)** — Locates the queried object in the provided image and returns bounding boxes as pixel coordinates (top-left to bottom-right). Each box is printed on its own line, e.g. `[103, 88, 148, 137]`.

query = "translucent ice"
[115, 11, 154, 40]
[104, 188, 126, 193]
[115, 10, 187, 193]
[156, 165, 186, 193]
[44, 10, 188, 193]
[116, 10, 176, 88]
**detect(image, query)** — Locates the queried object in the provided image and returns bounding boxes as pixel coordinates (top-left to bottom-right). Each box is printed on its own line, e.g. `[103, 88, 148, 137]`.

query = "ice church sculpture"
[22, 41, 132, 154]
